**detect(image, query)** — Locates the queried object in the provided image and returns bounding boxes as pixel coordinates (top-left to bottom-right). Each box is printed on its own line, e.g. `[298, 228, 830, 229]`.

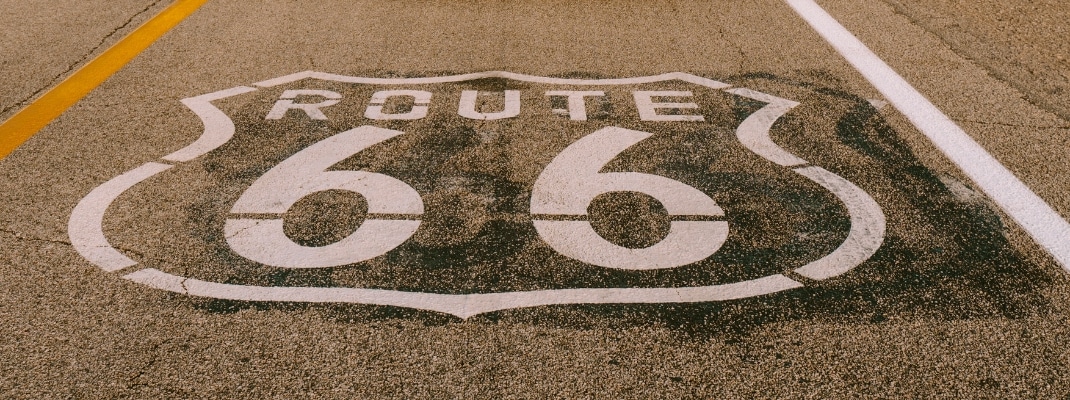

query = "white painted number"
[226, 126, 727, 270]
[225, 126, 423, 268]
[530, 126, 728, 270]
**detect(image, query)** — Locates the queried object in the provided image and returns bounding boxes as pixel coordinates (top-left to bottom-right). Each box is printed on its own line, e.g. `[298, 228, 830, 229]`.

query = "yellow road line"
[0, 0, 209, 161]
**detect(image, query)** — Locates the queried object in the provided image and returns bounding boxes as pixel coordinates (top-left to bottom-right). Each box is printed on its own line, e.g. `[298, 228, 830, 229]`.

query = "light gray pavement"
[2, 0, 1070, 397]
[889, 0, 1070, 122]
[0, 0, 167, 121]
[823, 0, 1070, 235]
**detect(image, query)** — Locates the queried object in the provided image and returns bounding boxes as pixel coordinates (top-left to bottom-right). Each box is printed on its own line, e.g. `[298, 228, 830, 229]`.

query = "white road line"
[784, 0, 1070, 271]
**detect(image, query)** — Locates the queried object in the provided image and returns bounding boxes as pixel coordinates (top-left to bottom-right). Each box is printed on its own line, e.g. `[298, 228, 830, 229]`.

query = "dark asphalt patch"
[102, 72, 1053, 335]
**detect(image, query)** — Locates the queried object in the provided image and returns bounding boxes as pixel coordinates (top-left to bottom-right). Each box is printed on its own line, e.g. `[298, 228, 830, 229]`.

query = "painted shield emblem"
[69, 71, 887, 319]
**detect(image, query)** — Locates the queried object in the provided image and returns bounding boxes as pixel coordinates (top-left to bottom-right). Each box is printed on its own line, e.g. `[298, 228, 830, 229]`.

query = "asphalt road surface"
[2, 0, 1070, 397]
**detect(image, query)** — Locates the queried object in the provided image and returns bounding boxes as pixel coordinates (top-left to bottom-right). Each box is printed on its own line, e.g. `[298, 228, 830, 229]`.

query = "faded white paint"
[253, 71, 734, 89]
[125, 268, 803, 319]
[727, 88, 807, 167]
[69, 71, 897, 317]
[68, 162, 172, 271]
[792, 166, 886, 279]
[730, 88, 886, 280]
[162, 86, 257, 162]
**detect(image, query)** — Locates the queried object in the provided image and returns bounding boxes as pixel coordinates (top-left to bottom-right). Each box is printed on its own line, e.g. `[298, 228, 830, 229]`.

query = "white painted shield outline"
[68, 71, 886, 319]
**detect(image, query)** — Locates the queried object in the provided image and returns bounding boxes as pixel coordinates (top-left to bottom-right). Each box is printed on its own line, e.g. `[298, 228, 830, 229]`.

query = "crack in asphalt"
[879, 0, 1070, 124]
[956, 119, 1070, 130]
[223, 220, 259, 239]
[124, 338, 173, 391]
[0, 0, 166, 117]
[0, 227, 71, 247]
[715, 22, 747, 74]
[0, 227, 186, 274]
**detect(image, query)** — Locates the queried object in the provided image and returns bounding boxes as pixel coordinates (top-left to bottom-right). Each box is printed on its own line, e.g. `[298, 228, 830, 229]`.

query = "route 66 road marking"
[67, 71, 885, 319]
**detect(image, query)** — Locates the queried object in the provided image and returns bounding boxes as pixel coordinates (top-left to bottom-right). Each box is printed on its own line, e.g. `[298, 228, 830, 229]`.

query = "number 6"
[530, 126, 729, 270]
[224, 126, 423, 268]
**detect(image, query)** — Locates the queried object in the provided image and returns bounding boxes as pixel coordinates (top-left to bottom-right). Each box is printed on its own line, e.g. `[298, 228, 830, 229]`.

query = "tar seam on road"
[0, 0, 209, 161]
[784, 0, 1070, 271]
